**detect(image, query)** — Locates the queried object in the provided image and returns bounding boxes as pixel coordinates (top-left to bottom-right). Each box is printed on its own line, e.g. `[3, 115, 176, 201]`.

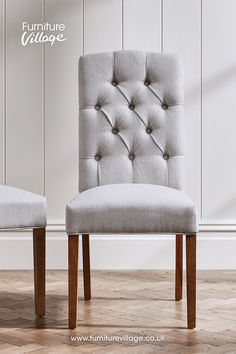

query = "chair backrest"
[79, 50, 184, 192]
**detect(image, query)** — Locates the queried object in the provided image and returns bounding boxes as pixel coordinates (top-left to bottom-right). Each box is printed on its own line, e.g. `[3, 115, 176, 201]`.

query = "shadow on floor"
[0, 291, 184, 329]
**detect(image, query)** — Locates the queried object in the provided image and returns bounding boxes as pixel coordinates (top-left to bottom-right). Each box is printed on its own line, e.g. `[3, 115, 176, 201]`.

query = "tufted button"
[95, 105, 101, 111]
[144, 79, 150, 86]
[112, 127, 118, 135]
[146, 127, 152, 134]
[112, 80, 118, 86]
[94, 154, 101, 161]
[129, 104, 135, 110]
[163, 154, 169, 160]
[162, 103, 168, 110]
[128, 154, 135, 160]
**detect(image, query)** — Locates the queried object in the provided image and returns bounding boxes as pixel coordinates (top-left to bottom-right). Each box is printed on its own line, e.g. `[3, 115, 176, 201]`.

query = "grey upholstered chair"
[0, 185, 47, 316]
[66, 50, 198, 329]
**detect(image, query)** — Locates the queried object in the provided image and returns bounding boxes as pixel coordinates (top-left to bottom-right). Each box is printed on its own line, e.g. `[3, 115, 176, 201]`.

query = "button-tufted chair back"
[79, 50, 184, 192]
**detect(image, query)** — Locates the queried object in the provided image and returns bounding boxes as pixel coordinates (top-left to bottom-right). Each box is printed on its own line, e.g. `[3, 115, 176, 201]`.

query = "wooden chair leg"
[175, 234, 183, 301]
[186, 234, 196, 329]
[68, 234, 79, 329]
[33, 227, 46, 317]
[82, 234, 91, 301]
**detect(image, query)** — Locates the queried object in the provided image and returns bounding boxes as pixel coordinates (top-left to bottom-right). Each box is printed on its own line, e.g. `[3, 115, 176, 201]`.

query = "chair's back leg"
[33, 227, 46, 317]
[82, 234, 91, 301]
[186, 234, 196, 329]
[175, 234, 183, 301]
[68, 234, 79, 329]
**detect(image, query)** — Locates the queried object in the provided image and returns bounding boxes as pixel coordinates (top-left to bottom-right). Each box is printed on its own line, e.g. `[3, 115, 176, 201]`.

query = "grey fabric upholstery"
[0, 185, 47, 230]
[66, 184, 197, 234]
[79, 50, 184, 192]
[66, 50, 197, 235]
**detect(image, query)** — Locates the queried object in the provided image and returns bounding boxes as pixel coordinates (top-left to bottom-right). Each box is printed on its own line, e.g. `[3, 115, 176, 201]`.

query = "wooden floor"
[0, 270, 236, 353]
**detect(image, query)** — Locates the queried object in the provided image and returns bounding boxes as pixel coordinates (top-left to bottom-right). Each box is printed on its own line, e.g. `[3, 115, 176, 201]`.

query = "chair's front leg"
[186, 234, 196, 329]
[175, 234, 183, 300]
[68, 234, 79, 329]
[82, 234, 91, 300]
[33, 227, 46, 317]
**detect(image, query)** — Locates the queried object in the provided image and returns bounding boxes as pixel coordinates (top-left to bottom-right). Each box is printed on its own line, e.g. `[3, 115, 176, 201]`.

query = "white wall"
[1, 0, 236, 269]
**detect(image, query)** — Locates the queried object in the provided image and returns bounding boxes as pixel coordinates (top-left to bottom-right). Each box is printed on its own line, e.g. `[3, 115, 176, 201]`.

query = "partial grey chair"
[66, 50, 198, 329]
[0, 185, 47, 316]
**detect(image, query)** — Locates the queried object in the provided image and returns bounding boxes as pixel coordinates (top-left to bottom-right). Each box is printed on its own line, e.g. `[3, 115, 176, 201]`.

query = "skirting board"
[0, 229, 236, 269]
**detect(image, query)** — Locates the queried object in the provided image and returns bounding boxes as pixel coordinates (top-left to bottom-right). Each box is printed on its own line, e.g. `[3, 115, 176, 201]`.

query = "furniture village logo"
[21, 22, 67, 46]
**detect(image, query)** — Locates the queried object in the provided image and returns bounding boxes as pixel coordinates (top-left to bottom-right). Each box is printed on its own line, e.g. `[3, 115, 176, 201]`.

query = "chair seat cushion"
[66, 184, 197, 234]
[0, 185, 47, 229]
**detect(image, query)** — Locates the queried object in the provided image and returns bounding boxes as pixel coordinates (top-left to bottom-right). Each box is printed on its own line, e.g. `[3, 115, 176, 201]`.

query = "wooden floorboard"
[0, 270, 236, 353]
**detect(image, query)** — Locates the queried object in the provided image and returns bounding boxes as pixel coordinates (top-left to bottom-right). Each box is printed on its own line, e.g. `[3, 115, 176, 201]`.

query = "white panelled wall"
[0, 0, 236, 269]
